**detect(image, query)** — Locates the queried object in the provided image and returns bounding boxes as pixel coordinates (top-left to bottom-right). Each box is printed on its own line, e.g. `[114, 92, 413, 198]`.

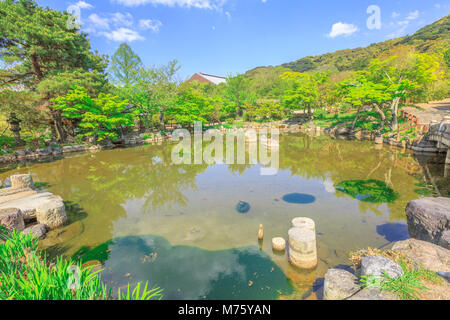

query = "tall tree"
[225, 74, 251, 117]
[0, 0, 108, 142]
[280, 72, 319, 115]
[109, 43, 143, 87]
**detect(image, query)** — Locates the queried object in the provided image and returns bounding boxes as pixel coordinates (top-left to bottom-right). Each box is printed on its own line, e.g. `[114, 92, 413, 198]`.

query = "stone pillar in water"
[292, 217, 315, 233]
[288, 227, 317, 269]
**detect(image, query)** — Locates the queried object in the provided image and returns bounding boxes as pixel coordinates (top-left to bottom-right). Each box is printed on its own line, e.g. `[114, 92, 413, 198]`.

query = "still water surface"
[1, 133, 448, 299]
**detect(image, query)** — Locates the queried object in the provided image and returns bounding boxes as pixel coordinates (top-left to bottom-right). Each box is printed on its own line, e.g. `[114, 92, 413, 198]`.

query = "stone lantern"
[6, 112, 25, 146]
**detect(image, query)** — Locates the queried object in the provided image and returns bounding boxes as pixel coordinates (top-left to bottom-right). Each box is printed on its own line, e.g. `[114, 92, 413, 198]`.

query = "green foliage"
[51, 86, 135, 142]
[280, 15, 449, 74]
[336, 179, 399, 203]
[109, 43, 143, 86]
[0, 227, 162, 300]
[359, 261, 442, 300]
[0, 135, 15, 150]
[280, 72, 319, 113]
[117, 282, 163, 301]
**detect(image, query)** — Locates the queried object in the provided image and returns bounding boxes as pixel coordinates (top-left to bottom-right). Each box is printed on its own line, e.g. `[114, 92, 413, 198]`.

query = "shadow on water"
[282, 193, 316, 204]
[75, 235, 294, 300]
[376, 223, 410, 242]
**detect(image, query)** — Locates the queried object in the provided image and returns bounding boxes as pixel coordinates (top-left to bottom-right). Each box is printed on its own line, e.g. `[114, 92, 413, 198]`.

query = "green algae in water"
[335, 179, 399, 203]
[78, 235, 294, 300]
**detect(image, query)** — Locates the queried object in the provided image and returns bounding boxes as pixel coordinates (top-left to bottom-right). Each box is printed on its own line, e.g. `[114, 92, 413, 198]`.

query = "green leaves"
[51, 86, 135, 142]
[0, 226, 163, 300]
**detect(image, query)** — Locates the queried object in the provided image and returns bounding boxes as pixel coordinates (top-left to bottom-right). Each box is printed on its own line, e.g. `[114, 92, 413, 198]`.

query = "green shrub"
[0, 135, 15, 150]
[0, 226, 163, 300]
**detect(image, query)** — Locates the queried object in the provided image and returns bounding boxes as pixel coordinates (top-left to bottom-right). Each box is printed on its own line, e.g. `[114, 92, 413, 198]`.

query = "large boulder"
[346, 288, 398, 300]
[392, 238, 450, 272]
[23, 224, 47, 240]
[36, 198, 67, 229]
[405, 197, 450, 248]
[10, 174, 34, 190]
[361, 255, 403, 279]
[0, 208, 25, 231]
[323, 269, 360, 300]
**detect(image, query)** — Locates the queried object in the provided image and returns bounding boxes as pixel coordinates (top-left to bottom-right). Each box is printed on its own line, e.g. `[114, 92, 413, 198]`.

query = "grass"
[312, 110, 382, 132]
[0, 225, 163, 300]
[359, 261, 442, 300]
[351, 247, 444, 300]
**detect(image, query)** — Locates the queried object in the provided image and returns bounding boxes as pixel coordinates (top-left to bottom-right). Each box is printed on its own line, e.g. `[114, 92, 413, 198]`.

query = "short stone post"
[272, 237, 286, 251]
[288, 227, 317, 269]
[10, 174, 34, 190]
[292, 217, 315, 232]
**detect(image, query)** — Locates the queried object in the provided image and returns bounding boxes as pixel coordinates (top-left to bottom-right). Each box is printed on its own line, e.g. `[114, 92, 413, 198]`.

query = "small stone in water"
[236, 201, 250, 214]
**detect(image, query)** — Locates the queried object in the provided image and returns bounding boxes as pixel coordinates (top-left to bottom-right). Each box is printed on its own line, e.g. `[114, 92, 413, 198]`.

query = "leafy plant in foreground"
[0, 227, 162, 300]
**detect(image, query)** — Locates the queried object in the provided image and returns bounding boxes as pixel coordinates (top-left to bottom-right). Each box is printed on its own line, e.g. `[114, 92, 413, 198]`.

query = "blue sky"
[37, 0, 450, 79]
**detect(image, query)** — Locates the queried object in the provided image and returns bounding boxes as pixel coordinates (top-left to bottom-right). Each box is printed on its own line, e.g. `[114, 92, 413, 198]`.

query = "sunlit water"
[1, 133, 448, 300]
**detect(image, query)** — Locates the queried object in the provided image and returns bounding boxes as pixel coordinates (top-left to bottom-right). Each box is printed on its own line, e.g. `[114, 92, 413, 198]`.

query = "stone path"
[402, 99, 450, 127]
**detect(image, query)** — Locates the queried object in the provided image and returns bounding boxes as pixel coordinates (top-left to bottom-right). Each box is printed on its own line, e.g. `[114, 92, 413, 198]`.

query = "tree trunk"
[351, 106, 362, 130]
[52, 111, 65, 143]
[390, 97, 401, 131]
[372, 103, 386, 131]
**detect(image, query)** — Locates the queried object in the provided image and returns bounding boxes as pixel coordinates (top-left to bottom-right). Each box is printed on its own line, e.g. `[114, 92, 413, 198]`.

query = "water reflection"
[76, 235, 294, 300]
[0, 133, 448, 300]
[376, 223, 409, 242]
[282, 193, 316, 204]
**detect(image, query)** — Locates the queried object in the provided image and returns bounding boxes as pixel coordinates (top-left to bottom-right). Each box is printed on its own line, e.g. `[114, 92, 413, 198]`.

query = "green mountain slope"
[250, 14, 449, 75]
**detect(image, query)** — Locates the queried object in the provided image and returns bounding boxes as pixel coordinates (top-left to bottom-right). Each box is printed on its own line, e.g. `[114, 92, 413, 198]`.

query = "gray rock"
[405, 197, 450, 248]
[10, 174, 34, 190]
[23, 224, 47, 240]
[361, 255, 403, 279]
[346, 288, 398, 300]
[324, 269, 360, 300]
[0, 208, 25, 231]
[374, 136, 383, 144]
[392, 238, 450, 272]
[36, 197, 67, 229]
[439, 230, 450, 249]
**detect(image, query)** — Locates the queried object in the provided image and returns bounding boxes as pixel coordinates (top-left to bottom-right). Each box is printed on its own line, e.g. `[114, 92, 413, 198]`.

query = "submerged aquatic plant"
[335, 179, 399, 203]
[0, 226, 162, 300]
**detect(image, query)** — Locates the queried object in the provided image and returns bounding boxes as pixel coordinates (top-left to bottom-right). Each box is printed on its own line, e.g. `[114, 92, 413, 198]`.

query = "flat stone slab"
[0, 189, 38, 203]
[392, 238, 450, 273]
[0, 191, 63, 220]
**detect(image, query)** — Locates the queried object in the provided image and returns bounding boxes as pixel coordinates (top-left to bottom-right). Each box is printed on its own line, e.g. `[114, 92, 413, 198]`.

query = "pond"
[0, 132, 448, 300]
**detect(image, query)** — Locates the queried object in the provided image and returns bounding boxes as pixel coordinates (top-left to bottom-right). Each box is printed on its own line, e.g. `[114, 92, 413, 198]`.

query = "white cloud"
[225, 11, 231, 20]
[89, 13, 110, 29]
[406, 10, 419, 20]
[111, 12, 134, 27]
[327, 22, 358, 38]
[139, 19, 163, 32]
[73, 1, 93, 9]
[100, 28, 145, 42]
[391, 11, 400, 18]
[113, 0, 226, 10]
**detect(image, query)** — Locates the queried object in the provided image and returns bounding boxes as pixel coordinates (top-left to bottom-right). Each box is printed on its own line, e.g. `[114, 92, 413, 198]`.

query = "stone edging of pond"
[322, 196, 450, 300]
[0, 120, 447, 167]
